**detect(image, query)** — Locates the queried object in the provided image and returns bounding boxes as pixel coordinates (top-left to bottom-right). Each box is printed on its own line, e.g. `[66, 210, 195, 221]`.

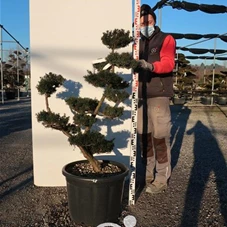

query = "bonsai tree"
[175, 54, 196, 81]
[36, 29, 138, 173]
[219, 71, 227, 95]
[0, 49, 30, 99]
[173, 54, 196, 103]
[174, 53, 197, 98]
[201, 73, 226, 91]
[2, 50, 28, 88]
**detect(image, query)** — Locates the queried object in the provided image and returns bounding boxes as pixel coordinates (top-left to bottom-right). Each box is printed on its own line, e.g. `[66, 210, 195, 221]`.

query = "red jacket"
[139, 27, 176, 99]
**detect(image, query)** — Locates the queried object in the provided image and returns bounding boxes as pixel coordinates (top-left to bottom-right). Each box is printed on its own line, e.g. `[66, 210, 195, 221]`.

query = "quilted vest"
[138, 27, 174, 99]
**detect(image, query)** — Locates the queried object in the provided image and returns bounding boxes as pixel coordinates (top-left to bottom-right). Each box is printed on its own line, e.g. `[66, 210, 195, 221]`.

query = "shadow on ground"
[170, 105, 191, 170]
[0, 98, 33, 201]
[0, 99, 31, 139]
[181, 120, 227, 226]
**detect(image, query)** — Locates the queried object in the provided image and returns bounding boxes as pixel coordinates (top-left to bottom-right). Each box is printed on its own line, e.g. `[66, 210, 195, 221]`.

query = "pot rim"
[62, 159, 129, 183]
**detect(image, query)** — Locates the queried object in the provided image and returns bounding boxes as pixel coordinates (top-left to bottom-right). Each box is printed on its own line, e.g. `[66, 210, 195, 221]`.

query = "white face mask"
[140, 25, 155, 38]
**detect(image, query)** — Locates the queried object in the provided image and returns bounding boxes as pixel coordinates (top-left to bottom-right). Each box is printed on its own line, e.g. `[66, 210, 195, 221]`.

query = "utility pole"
[211, 38, 217, 105]
[0, 25, 4, 104]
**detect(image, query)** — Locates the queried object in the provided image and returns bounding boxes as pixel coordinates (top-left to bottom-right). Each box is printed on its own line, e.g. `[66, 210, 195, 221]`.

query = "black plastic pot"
[217, 96, 227, 105]
[173, 97, 186, 105]
[201, 96, 212, 105]
[62, 160, 129, 226]
[5, 89, 17, 99]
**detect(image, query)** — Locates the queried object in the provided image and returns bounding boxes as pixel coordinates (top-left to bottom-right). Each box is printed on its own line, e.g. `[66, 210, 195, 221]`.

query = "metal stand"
[211, 38, 217, 105]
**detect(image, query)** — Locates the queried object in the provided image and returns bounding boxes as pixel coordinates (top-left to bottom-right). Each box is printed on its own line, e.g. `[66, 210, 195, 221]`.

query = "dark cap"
[140, 4, 156, 22]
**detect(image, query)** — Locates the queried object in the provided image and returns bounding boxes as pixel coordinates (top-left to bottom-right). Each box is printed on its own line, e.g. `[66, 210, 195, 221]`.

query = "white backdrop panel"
[30, 0, 132, 186]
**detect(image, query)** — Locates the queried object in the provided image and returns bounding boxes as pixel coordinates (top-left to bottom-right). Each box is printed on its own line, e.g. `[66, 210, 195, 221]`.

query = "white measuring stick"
[129, 0, 140, 206]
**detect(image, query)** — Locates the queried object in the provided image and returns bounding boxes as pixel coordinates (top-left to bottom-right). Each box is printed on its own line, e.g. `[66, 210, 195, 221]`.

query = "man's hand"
[138, 59, 154, 72]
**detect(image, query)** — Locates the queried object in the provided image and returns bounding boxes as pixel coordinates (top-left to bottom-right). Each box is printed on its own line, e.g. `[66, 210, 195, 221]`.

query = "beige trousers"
[137, 97, 172, 183]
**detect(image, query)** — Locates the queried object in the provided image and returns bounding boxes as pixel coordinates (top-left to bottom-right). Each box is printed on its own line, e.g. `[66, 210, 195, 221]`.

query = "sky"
[0, 0, 227, 65]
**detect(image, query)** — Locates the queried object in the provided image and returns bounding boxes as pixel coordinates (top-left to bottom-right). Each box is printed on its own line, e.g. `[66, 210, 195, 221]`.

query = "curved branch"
[45, 94, 51, 112]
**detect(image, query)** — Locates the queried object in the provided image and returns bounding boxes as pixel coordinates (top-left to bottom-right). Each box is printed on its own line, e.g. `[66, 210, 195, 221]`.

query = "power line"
[0, 24, 29, 52]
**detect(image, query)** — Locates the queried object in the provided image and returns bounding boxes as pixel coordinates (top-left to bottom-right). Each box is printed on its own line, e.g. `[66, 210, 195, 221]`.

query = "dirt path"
[0, 99, 227, 227]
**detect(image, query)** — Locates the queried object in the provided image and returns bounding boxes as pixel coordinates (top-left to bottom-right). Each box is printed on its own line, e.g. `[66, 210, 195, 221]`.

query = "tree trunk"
[45, 94, 51, 112]
[79, 146, 101, 172]
[93, 94, 105, 117]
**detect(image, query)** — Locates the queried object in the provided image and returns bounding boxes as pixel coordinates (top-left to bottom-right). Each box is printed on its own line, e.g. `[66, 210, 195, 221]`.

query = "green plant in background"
[219, 71, 227, 93]
[36, 29, 138, 173]
[175, 53, 196, 77]
[174, 53, 198, 100]
[202, 73, 227, 90]
[2, 50, 28, 88]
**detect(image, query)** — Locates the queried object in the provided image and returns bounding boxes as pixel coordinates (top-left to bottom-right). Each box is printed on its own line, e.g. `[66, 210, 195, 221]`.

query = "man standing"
[136, 4, 176, 194]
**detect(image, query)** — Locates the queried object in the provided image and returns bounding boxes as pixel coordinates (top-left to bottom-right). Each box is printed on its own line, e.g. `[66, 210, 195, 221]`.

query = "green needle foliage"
[36, 72, 65, 97]
[203, 73, 227, 90]
[101, 29, 133, 51]
[73, 114, 97, 128]
[106, 52, 138, 69]
[103, 106, 124, 119]
[84, 70, 129, 89]
[36, 28, 135, 173]
[66, 97, 98, 114]
[93, 61, 107, 72]
[69, 131, 114, 155]
[37, 110, 69, 126]
[104, 87, 129, 103]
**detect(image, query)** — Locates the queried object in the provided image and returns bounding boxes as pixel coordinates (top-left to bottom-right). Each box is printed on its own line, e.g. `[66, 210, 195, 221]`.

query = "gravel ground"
[0, 98, 227, 227]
